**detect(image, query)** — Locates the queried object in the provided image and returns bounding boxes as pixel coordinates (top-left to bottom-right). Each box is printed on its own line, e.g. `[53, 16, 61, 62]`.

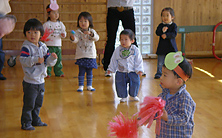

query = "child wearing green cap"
[158, 51, 196, 138]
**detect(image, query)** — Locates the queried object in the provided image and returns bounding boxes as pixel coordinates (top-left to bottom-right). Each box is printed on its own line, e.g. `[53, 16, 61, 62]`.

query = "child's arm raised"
[156, 23, 164, 36]
[88, 29, 99, 41]
[165, 23, 177, 39]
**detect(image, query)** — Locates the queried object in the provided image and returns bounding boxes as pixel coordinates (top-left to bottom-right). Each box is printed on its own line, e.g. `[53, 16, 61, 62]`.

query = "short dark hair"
[77, 12, 93, 28]
[163, 59, 193, 82]
[23, 18, 44, 37]
[120, 29, 135, 41]
[161, 7, 175, 17]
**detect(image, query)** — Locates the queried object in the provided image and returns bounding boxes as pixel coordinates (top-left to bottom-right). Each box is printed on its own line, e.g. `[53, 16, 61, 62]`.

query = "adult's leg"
[0, 38, 6, 79]
[120, 9, 138, 46]
[103, 8, 120, 71]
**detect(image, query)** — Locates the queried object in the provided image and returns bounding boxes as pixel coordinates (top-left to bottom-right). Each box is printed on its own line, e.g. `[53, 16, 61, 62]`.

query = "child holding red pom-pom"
[157, 51, 196, 138]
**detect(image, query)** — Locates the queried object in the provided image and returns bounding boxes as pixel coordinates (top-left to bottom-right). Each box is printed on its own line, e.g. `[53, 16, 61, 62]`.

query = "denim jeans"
[21, 81, 45, 125]
[154, 55, 165, 78]
[115, 71, 140, 98]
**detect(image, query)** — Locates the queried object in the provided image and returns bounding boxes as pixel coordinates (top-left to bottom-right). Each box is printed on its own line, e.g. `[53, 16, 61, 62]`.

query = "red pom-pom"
[41, 28, 54, 42]
[137, 96, 165, 135]
[108, 112, 138, 138]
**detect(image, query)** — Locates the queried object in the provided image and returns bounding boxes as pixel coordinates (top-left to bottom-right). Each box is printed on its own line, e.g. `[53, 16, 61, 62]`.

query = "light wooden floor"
[0, 58, 222, 138]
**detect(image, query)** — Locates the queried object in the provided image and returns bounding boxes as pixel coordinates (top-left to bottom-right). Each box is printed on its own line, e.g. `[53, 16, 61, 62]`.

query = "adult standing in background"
[103, 0, 137, 77]
[0, 0, 16, 80]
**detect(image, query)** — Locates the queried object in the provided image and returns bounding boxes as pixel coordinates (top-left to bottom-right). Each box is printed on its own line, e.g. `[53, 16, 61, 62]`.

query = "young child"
[107, 29, 144, 102]
[43, 1, 66, 78]
[20, 18, 58, 130]
[154, 7, 178, 79]
[70, 12, 99, 92]
[158, 51, 196, 137]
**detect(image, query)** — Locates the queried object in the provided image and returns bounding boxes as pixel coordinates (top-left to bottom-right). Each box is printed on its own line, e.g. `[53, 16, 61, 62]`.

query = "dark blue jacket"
[155, 22, 178, 55]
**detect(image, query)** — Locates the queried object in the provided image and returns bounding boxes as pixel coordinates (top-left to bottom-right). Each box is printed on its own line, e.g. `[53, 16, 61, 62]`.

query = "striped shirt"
[157, 84, 196, 138]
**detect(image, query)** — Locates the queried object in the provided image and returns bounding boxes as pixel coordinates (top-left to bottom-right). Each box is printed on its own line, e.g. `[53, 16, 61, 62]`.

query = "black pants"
[0, 38, 5, 77]
[103, 8, 137, 71]
[21, 81, 45, 126]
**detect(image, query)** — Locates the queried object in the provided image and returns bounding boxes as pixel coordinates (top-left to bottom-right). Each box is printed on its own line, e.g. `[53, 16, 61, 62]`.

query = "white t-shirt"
[43, 21, 67, 47]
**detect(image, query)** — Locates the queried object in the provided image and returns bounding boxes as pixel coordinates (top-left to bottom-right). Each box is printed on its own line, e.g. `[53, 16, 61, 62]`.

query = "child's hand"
[51, 52, 58, 59]
[38, 57, 44, 64]
[70, 35, 75, 41]
[162, 26, 168, 33]
[61, 33, 65, 38]
[137, 71, 143, 77]
[161, 34, 166, 39]
[83, 31, 91, 35]
[161, 109, 168, 121]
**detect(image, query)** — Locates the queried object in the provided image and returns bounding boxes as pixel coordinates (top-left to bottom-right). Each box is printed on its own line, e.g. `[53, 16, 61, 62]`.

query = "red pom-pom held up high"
[108, 112, 138, 138]
[137, 96, 165, 135]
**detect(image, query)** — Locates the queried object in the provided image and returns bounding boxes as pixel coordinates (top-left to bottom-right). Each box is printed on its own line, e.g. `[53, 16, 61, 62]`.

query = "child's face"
[49, 10, 59, 22]
[78, 16, 89, 30]
[161, 10, 174, 24]
[160, 67, 178, 89]
[26, 29, 41, 46]
[120, 34, 134, 48]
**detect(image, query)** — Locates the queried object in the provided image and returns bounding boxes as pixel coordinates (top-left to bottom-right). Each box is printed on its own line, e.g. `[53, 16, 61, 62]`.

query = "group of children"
[19, 2, 196, 137]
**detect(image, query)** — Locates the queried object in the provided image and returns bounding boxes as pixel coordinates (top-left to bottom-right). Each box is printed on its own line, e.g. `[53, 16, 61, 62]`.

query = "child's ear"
[176, 78, 183, 85]
[131, 39, 135, 44]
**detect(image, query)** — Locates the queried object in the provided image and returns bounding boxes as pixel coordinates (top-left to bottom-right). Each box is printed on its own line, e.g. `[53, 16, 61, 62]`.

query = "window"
[115, 0, 153, 54]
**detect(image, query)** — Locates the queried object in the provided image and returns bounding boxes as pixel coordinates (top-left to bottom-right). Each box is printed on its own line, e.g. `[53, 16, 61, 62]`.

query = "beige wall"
[3, 0, 107, 58]
[3, 0, 222, 57]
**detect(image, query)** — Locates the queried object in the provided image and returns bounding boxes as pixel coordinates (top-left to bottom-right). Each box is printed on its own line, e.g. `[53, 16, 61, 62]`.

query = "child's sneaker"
[105, 71, 111, 77]
[130, 96, 140, 101]
[77, 86, 84, 92]
[46, 75, 50, 78]
[87, 86, 95, 91]
[60, 74, 65, 77]
[32, 122, 48, 126]
[21, 123, 35, 130]
[120, 98, 127, 102]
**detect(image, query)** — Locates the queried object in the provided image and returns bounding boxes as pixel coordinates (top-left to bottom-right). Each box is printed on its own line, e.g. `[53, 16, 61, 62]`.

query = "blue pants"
[115, 71, 140, 98]
[0, 38, 5, 77]
[78, 66, 93, 86]
[21, 81, 45, 126]
[154, 55, 165, 78]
